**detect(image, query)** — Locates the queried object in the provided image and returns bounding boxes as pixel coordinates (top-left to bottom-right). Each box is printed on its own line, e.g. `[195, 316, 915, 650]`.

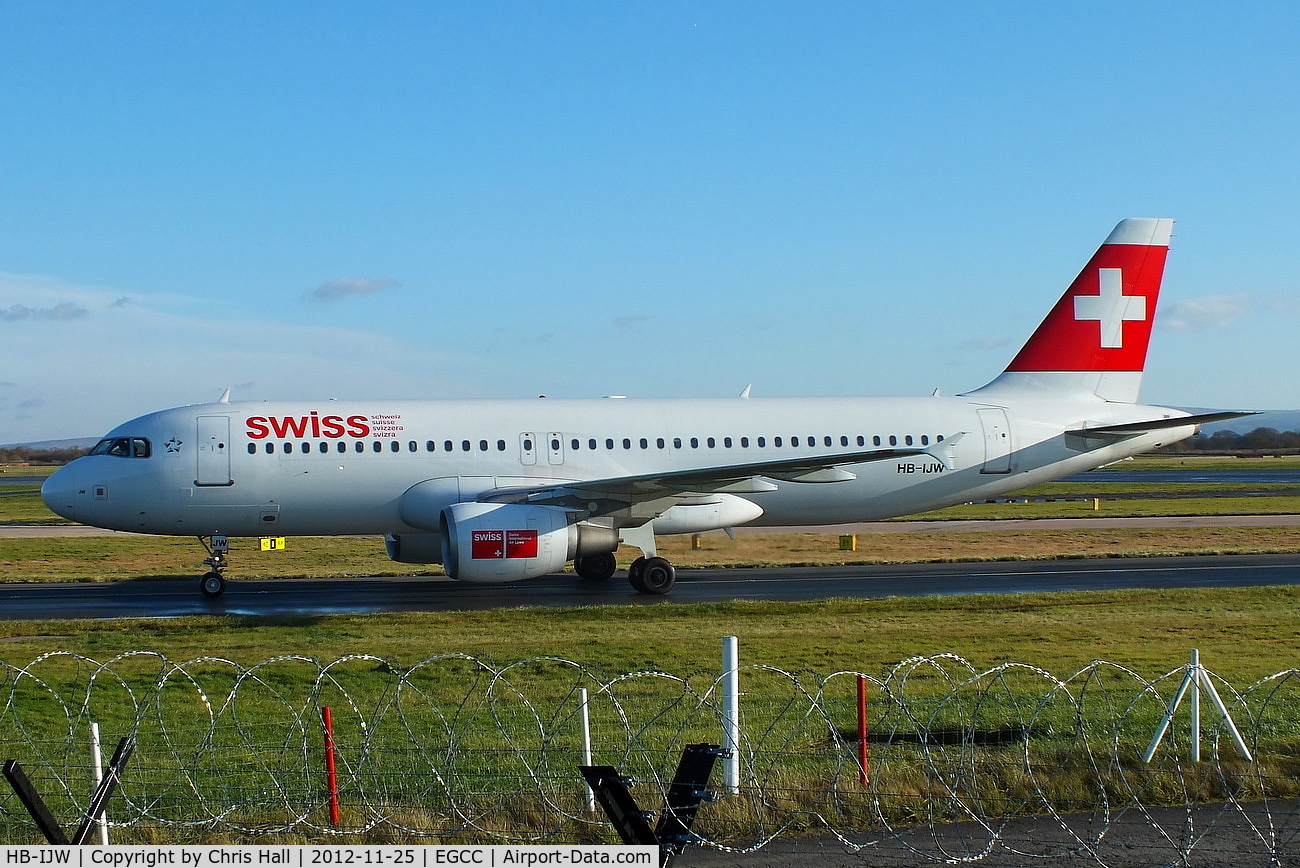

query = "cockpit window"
[89, 437, 151, 458]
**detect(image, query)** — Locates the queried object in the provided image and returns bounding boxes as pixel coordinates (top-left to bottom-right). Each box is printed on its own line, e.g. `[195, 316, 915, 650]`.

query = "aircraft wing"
[479, 443, 947, 513]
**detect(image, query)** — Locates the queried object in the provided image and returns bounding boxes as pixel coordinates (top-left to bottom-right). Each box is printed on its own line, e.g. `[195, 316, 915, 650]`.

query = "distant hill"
[0, 437, 98, 452]
[1198, 409, 1300, 436]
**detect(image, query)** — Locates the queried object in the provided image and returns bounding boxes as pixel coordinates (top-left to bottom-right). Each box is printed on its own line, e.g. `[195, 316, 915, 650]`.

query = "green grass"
[2, 588, 1299, 843]
[1, 587, 1297, 682]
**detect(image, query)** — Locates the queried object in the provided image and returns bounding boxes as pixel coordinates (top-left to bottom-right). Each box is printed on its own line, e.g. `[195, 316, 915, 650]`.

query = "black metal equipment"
[3, 737, 135, 845]
[580, 742, 729, 867]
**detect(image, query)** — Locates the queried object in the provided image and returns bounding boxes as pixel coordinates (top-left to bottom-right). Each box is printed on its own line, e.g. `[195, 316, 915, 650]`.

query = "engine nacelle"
[438, 502, 617, 583]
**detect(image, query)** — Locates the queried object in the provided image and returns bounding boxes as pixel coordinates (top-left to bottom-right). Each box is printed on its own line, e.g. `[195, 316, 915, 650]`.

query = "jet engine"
[397, 502, 618, 583]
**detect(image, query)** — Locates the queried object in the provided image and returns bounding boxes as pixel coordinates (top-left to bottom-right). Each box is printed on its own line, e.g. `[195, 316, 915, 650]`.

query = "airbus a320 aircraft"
[42, 219, 1245, 597]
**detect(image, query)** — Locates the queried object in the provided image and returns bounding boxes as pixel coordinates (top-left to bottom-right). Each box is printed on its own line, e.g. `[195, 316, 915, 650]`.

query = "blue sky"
[2, 2, 1298, 444]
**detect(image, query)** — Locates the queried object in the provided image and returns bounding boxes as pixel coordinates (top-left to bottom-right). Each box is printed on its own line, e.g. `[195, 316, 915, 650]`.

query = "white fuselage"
[43, 393, 1191, 539]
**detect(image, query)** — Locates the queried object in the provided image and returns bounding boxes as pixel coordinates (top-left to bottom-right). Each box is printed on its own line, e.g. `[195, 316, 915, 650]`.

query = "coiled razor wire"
[0, 652, 1298, 864]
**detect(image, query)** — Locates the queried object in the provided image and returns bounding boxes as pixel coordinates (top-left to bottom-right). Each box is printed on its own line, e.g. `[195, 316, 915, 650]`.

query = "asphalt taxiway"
[0, 552, 1296, 621]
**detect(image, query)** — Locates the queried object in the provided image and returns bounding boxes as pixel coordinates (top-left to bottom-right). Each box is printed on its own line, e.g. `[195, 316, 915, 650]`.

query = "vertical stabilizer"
[966, 218, 1174, 403]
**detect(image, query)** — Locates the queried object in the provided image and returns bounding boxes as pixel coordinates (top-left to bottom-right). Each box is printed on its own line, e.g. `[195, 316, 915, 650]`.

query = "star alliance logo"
[165, 438, 184, 453]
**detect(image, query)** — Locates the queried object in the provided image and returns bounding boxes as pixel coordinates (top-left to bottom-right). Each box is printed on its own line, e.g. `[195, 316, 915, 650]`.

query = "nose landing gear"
[199, 535, 229, 597]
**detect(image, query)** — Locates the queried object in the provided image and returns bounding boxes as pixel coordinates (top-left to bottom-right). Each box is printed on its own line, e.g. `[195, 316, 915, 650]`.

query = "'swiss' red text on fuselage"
[245, 412, 372, 440]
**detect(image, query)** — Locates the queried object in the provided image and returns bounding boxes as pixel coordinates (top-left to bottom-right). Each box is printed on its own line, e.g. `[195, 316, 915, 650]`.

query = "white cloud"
[0, 301, 89, 321]
[309, 276, 400, 302]
[1162, 294, 1254, 331]
[0, 273, 499, 444]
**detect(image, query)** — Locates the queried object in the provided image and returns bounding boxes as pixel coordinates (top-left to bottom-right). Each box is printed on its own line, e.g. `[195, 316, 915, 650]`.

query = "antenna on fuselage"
[218, 388, 231, 404]
[739, 384, 752, 399]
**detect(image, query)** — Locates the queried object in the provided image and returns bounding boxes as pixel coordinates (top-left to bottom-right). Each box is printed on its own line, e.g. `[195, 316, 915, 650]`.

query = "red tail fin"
[969, 218, 1174, 403]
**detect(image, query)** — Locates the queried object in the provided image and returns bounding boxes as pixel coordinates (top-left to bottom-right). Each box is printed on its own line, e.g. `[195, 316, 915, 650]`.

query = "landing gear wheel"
[200, 571, 227, 597]
[627, 556, 646, 586]
[574, 552, 618, 581]
[629, 556, 675, 595]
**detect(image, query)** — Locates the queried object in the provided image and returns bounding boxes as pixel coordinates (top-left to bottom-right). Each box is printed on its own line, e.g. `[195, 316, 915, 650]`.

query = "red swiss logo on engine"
[471, 530, 538, 559]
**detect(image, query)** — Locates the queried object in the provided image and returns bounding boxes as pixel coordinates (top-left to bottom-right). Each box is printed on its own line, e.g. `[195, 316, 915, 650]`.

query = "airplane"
[41, 218, 1249, 598]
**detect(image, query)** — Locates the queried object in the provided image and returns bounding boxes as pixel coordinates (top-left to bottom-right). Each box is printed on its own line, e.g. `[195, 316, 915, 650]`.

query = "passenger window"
[921, 435, 929, 445]
[391, 441, 401, 453]
[690, 437, 699, 448]
[247, 444, 256, 455]
[740, 437, 749, 448]
[320, 442, 330, 453]
[338, 442, 347, 454]
[285, 443, 294, 454]
[707, 437, 715, 448]
[889, 435, 898, 446]
[657, 438, 665, 449]
[588, 439, 596, 450]
[724, 437, 732, 448]
[905, 435, 913, 445]
[266, 443, 275, 454]
[302, 442, 311, 453]
[774, 437, 783, 447]
[674, 437, 682, 448]
[462, 440, 472, 452]
[623, 438, 631, 449]
[856, 436, 865, 446]
[499, 440, 507, 451]
[639, 438, 648, 449]
[427, 441, 436, 451]
[411, 441, 420, 452]
[606, 438, 615, 450]
[445, 440, 455, 452]
[758, 436, 766, 447]
[824, 436, 832, 447]
[373, 441, 383, 453]
[873, 436, 881, 446]
[355, 442, 364, 453]
[571, 439, 580, 450]
[479, 440, 489, 452]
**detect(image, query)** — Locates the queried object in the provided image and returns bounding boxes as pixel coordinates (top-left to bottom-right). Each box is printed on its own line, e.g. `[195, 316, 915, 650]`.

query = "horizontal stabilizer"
[1066, 410, 1257, 439]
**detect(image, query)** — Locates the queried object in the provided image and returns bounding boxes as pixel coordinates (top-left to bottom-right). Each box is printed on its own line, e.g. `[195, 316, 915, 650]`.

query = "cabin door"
[196, 415, 233, 486]
[977, 408, 1012, 474]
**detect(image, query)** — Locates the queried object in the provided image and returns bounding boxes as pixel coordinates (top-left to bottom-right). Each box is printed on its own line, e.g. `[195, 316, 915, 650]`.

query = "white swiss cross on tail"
[970, 218, 1174, 404]
[1074, 267, 1147, 348]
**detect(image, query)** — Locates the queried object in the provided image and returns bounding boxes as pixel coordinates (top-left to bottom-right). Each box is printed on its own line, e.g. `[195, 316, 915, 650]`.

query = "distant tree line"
[1157, 427, 1300, 455]
[0, 445, 89, 466]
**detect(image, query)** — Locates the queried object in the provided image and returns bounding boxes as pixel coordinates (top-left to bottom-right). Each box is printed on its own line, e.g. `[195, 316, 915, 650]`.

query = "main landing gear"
[628, 556, 676, 595]
[573, 552, 677, 594]
[198, 535, 229, 597]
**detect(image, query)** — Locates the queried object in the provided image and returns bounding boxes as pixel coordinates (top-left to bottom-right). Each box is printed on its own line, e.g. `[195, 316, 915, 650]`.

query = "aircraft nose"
[41, 465, 82, 521]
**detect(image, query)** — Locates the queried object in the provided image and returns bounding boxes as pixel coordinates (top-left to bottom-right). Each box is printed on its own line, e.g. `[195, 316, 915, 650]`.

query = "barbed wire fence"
[1, 649, 1298, 864]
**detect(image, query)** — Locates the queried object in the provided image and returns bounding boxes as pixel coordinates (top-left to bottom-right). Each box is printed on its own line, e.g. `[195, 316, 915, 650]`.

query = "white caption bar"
[0, 847, 657, 868]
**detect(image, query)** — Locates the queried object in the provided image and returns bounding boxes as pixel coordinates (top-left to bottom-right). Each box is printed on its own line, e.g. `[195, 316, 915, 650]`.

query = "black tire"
[200, 571, 227, 597]
[630, 556, 675, 595]
[627, 556, 646, 586]
[574, 552, 618, 581]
